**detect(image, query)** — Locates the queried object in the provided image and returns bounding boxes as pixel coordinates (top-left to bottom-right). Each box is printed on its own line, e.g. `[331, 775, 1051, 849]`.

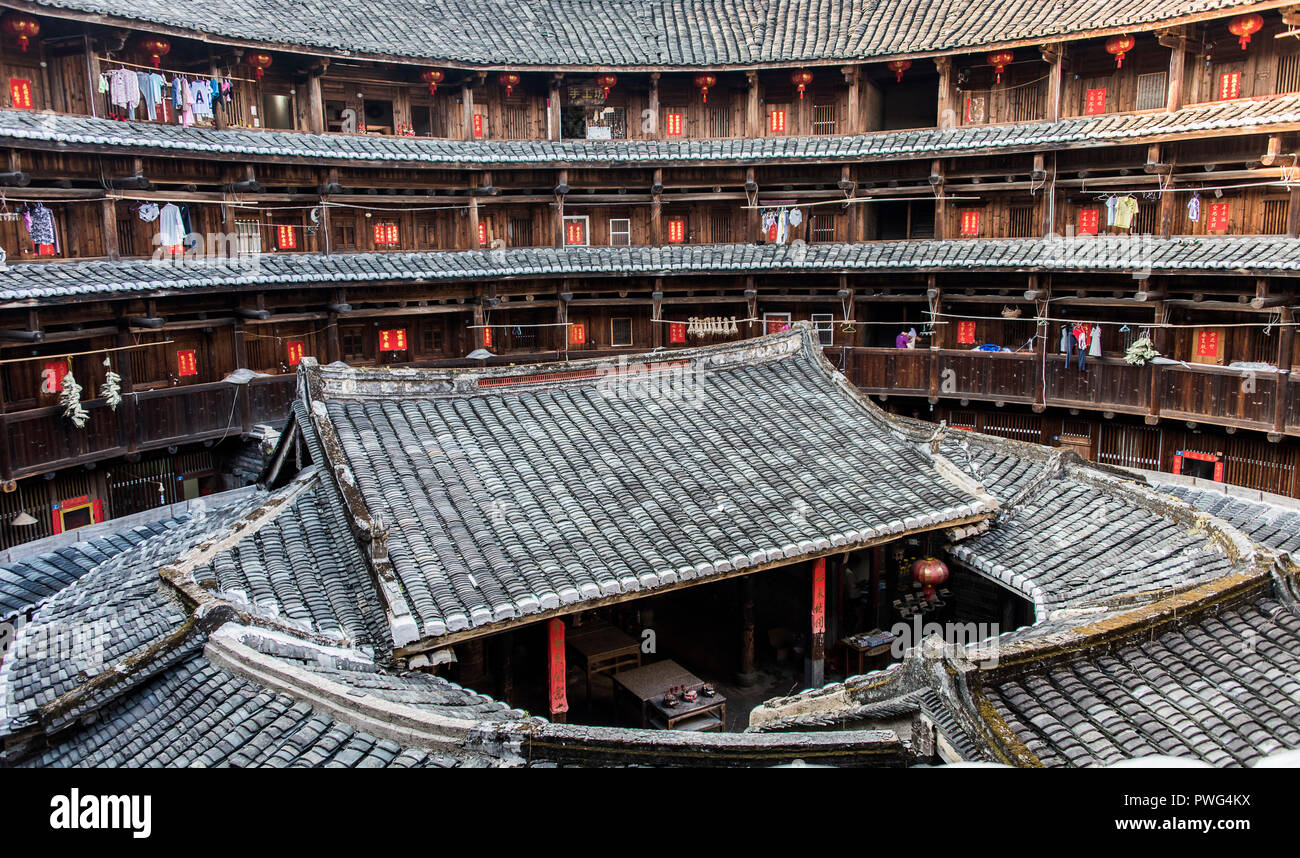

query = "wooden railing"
[0, 374, 297, 480]
[834, 346, 1297, 439]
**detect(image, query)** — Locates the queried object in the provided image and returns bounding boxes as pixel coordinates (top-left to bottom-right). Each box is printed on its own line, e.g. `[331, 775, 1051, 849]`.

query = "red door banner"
[669, 322, 686, 344]
[1196, 329, 1220, 357]
[286, 341, 306, 366]
[1206, 202, 1230, 232]
[957, 320, 976, 344]
[1084, 88, 1106, 115]
[811, 557, 826, 634]
[379, 329, 408, 351]
[176, 349, 198, 377]
[548, 618, 568, 715]
[1078, 208, 1099, 235]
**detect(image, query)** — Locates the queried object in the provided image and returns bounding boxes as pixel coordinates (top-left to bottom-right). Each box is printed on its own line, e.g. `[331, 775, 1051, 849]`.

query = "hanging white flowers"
[99, 355, 122, 410]
[59, 362, 89, 428]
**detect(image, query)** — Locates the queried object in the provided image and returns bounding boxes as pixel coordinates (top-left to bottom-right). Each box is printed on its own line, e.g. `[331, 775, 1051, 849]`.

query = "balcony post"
[1040, 44, 1064, 123]
[935, 56, 957, 129]
[1159, 26, 1189, 113]
[745, 71, 760, 137]
[1273, 307, 1295, 437]
[648, 73, 660, 139]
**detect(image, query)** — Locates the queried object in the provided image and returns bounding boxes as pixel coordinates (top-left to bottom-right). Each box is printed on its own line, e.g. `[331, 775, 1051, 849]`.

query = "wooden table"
[566, 620, 642, 702]
[841, 632, 897, 677]
[612, 660, 726, 731]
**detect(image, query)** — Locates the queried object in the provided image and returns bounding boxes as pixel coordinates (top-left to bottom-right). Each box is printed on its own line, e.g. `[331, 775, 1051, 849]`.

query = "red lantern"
[595, 73, 617, 99]
[138, 37, 170, 69]
[911, 557, 950, 588]
[420, 69, 444, 95]
[1, 12, 39, 52]
[1105, 34, 1135, 68]
[1229, 13, 1263, 51]
[244, 52, 273, 80]
[986, 50, 1015, 84]
[790, 69, 814, 99]
[887, 60, 912, 83]
[693, 73, 717, 103]
[498, 72, 521, 98]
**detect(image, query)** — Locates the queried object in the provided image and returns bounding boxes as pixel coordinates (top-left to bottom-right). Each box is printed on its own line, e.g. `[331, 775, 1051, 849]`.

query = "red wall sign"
[378, 329, 408, 351]
[769, 109, 786, 133]
[1084, 88, 1106, 115]
[41, 360, 67, 394]
[477, 222, 488, 246]
[569, 322, 586, 345]
[1078, 208, 1100, 235]
[1196, 329, 1221, 357]
[286, 341, 305, 366]
[276, 224, 296, 250]
[482, 326, 493, 348]
[564, 220, 586, 245]
[548, 618, 568, 715]
[811, 557, 826, 634]
[176, 349, 198, 377]
[1219, 71, 1241, 100]
[374, 223, 399, 246]
[1172, 450, 1225, 482]
[667, 218, 686, 243]
[1206, 201, 1230, 232]
[960, 211, 980, 236]
[666, 112, 683, 136]
[957, 320, 977, 344]
[668, 322, 686, 344]
[9, 78, 33, 110]
[472, 113, 485, 138]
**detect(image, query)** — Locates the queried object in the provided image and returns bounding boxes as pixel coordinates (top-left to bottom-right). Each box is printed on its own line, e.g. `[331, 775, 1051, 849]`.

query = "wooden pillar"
[935, 56, 957, 129]
[468, 196, 480, 250]
[547, 618, 568, 724]
[100, 199, 119, 261]
[1147, 297, 1169, 424]
[650, 167, 663, 245]
[931, 159, 946, 240]
[1037, 152, 1057, 237]
[1274, 307, 1295, 437]
[1288, 186, 1300, 239]
[557, 281, 569, 357]
[233, 320, 252, 433]
[1041, 44, 1064, 123]
[652, 279, 664, 348]
[745, 70, 760, 137]
[548, 74, 564, 141]
[807, 557, 826, 689]
[1160, 27, 1189, 113]
[302, 62, 327, 134]
[554, 169, 567, 247]
[745, 166, 759, 241]
[472, 293, 487, 350]
[115, 326, 138, 455]
[1031, 274, 1049, 411]
[745, 276, 758, 336]
[842, 65, 861, 134]
[927, 275, 941, 403]
[736, 575, 757, 686]
[648, 73, 661, 138]
[462, 80, 476, 141]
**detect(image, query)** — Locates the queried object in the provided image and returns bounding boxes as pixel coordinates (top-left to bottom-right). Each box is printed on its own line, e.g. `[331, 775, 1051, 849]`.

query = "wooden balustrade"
[833, 347, 1300, 439]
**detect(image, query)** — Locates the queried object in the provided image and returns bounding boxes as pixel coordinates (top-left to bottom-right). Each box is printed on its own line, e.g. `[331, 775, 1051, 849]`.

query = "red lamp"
[1105, 34, 1135, 68]
[498, 72, 521, 97]
[1229, 13, 1263, 51]
[790, 69, 814, 99]
[911, 557, 950, 598]
[1, 12, 39, 52]
[138, 37, 170, 69]
[595, 73, 617, 99]
[420, 69, 444, 95]
[693, 73, 717, 103]
[243, 52, 273, 80]
[986, 50, 1015, 84]
[887, 60, 912, 83]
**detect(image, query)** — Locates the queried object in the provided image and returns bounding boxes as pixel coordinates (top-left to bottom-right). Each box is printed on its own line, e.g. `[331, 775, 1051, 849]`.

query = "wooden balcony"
[835, 346, 1297, 439]
[0, 374, 296, 480]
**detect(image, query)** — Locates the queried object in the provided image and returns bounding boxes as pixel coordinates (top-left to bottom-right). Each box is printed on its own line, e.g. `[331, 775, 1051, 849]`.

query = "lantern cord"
[956, 70, 1053, 97]
[0, 339, 174, 366]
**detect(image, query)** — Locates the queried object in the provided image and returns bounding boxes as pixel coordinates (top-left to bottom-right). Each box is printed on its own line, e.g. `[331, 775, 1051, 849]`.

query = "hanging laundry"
[158, 203, 186, 249]
[1089, 324, 1102, 357]
[1071, 324, 1090, 371]
[24, 202, 57, 254]
[777, 209, 788, 243]
[190, 78, 213, 119]
[137, 202, 160, 222]
[1188, 194, 1201, 223]
[107, 68, 141, 119]
[1114, 195, 1139, 230]
[1105, 195, 1119, 227]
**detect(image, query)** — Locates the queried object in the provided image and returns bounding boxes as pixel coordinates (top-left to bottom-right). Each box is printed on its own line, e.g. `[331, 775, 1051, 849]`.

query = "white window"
[234, 219, 262, 254]
[811, 313, 834, 346]
[609, 218, 631, 246]
[611, 317, 633, 347]
[1135, 72, 1167, 111]
[563, 215, 590, 246]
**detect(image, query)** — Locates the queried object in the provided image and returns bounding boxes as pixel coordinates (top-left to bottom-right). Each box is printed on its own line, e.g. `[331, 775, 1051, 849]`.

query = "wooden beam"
[1165, 26, 1189, 113]
[1040, 44, 1064, 123]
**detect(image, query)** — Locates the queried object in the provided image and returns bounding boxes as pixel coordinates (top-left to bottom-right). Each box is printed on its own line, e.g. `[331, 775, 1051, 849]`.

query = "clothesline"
[103, 55, 259, 84]
[0, 340, 173, 366]
[925, 310, 1293, 329]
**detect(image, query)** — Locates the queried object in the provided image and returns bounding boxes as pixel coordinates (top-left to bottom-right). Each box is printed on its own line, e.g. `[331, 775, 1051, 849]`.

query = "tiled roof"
[23, 0, 1270, 67]
[4, 95, 1298, 167]
[6, 235, 1300, 305]
[0, 516, 186, 620]
[983, 595, 1300, 767]
[1158, 484, 1300, 555]
[299, 326, 991, 644]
